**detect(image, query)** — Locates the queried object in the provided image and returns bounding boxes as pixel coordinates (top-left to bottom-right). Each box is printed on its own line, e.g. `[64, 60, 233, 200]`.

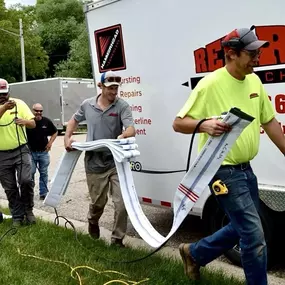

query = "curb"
[0, 198, 284, 284]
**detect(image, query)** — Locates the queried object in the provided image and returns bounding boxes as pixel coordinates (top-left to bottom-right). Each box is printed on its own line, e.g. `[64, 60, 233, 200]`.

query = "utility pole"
[19, 19, 26, 82]
[0, 18, 26, 82]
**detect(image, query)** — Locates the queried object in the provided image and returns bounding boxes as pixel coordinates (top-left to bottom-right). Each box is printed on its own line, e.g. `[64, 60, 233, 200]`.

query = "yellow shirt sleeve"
[259, 84, 275, 125]
[15, 98, 34, 120]
[176, 85, 207, 119]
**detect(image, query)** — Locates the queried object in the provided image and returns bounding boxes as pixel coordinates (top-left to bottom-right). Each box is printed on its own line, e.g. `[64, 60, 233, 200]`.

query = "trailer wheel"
[205, 198, 275, 269]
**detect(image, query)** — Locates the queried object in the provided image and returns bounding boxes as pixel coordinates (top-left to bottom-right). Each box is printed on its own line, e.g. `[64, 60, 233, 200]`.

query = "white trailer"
[84, 0, 285, 267]
[9, 78, 95, 133]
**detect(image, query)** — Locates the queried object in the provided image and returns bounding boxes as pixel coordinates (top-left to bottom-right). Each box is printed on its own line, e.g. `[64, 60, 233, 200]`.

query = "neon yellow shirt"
[177, 67, 275, 165]
[0, 98, 34, 151]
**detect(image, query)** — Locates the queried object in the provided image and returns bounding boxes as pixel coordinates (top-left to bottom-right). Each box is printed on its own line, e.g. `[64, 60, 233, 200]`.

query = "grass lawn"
[0, 213, 244, 285]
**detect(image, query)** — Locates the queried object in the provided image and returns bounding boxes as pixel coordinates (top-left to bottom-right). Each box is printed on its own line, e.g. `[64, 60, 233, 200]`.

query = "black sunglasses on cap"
[103, 76, 121, 83]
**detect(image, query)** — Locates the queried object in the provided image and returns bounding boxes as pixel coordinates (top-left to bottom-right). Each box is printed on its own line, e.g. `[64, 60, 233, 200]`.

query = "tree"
[0, 0, 5, 19]
[35, 0, 85, 77]
[55, 23, 92, 78]
[0, 4, 48, 82]
[36, 0, 84, 23]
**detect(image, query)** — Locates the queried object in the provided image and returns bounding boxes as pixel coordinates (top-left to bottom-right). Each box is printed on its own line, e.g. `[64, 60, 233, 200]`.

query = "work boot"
[179, 243, 200, 280]
[25, 211, 36, 225]
[111, 238, 125, 248]
[88, 223, 100, 239]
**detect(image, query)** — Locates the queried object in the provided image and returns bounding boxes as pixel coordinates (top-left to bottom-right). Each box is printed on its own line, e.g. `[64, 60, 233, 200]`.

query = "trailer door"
[61, 79, 96, 125]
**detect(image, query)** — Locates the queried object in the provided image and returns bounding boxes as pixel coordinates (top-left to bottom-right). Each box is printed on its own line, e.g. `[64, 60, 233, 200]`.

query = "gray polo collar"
[90, 94, 118, 107]
[90, 94, 119, 114]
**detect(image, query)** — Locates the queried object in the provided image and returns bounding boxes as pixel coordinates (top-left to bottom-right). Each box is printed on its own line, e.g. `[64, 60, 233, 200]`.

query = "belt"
[0, 144, 27, 153]
[221, 162, 250, 171]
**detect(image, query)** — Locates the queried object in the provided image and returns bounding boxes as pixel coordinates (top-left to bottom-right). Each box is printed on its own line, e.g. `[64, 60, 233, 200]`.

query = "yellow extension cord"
[17, 248, 149, 285]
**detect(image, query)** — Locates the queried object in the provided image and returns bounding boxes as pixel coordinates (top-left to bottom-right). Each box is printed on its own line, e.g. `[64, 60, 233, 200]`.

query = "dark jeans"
[0, 145, 34, 221]
[31, 151, 50, 196]
[190, 164, 267, 285]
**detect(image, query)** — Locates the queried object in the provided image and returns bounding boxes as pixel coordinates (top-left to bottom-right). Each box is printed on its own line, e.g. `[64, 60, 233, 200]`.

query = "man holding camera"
[0, 78, 36, 226]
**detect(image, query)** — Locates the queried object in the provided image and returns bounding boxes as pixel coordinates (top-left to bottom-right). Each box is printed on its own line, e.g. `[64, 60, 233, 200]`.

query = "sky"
[5, 0, 36, 7]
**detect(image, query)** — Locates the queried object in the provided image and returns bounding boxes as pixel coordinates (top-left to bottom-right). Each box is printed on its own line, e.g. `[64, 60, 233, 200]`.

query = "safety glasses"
[33, 109, 43, 113]
[243, 49, 261, 59]
[103, 76, 122, 83]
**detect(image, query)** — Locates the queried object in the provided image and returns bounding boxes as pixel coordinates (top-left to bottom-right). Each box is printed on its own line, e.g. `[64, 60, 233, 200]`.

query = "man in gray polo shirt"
[64, 71, 135, 247]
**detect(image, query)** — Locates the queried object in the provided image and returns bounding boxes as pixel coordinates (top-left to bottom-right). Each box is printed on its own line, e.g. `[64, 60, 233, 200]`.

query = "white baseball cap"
[100, 71, 121, 87]
[0, 78, 9, 94]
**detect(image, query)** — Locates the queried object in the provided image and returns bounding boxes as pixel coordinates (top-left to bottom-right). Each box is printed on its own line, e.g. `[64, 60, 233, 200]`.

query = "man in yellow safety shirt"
[0, 78, 36, 226]
[173, 27, 285, 285]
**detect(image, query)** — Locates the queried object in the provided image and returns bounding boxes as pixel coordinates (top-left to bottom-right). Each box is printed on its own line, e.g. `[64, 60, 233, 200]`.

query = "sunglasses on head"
[103, 76, 122, 84]
[33, 109, 43, 113]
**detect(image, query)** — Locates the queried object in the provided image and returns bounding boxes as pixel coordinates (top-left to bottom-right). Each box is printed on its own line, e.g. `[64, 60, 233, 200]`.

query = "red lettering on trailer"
[256, 26, 285, 67]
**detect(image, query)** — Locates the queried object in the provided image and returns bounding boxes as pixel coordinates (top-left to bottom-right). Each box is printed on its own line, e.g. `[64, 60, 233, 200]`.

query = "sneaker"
[111, 238, 125, 248]
[88, 223, 100, 239]
[39, 195, 47, 200]
[25, 212, 36, 225]
[179, 243, 200, 280]
[12, 220, 23, 227]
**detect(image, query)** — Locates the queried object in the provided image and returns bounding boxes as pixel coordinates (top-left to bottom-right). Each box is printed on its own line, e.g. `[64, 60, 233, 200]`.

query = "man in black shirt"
[26, 103, 58, 200]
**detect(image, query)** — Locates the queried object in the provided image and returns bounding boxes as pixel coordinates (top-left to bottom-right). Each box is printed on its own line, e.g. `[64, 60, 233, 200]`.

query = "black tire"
[205, 197, 275, 269]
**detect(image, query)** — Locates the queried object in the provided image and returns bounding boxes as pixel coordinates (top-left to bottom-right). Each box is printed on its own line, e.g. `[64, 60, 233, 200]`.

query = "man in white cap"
[173, 26, 285, 285]
[0, 78, 36, 226]
[64, 70, 135, 247]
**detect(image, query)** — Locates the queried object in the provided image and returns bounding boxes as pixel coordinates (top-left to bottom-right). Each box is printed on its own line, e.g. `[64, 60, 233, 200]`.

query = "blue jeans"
[190, 164, 267, 285]
[31, 151, 50, 197]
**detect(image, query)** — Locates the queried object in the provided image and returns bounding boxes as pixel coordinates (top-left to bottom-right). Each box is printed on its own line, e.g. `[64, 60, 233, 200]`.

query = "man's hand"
[45, 142, 52, 152]
[201, 119, 232, 136]
[4, 100, 16, 111]
[15, 118, 27, 127]
[64, 137, 76, 152]
[117, 126, 136, 139]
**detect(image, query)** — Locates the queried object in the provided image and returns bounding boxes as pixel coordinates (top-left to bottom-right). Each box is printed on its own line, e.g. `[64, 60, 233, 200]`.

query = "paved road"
[0, 133, 284, 279]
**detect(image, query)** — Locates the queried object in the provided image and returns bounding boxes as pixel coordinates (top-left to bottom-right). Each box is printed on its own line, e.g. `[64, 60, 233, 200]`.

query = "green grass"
[0, 214, 244, 285]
